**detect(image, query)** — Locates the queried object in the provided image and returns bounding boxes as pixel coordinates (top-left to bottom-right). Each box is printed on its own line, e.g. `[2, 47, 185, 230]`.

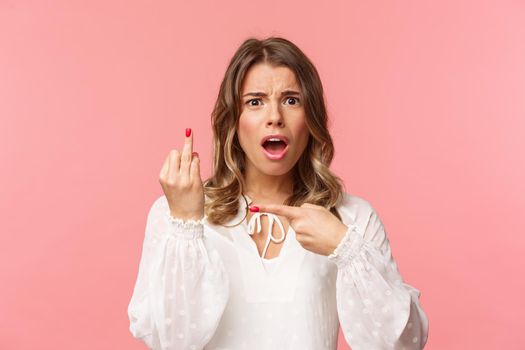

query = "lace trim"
[165, 209, 206, 239]
[327, 223, 364, 267]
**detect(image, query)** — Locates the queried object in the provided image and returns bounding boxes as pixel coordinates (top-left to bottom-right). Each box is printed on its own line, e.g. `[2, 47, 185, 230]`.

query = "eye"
[285, 97, 300, 105]
[246, 98, 262, 106]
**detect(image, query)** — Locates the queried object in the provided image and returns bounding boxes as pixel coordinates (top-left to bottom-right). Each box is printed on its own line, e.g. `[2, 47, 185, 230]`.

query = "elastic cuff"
[165, 209, 206, 239]
[327, 224, 365, 268]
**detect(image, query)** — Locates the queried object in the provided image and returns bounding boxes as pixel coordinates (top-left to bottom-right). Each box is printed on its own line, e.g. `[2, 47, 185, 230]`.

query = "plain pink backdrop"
[1, 1, 524, 349]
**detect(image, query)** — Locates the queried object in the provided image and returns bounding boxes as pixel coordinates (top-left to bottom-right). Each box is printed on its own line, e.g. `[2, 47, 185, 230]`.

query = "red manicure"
[249, 205, 259, 212]
[192, 152, 199, 157]
[185, 128, 191, 137]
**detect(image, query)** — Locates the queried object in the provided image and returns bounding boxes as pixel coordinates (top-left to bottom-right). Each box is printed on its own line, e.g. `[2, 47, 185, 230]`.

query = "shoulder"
[337, 191, 376, 218]
[148, 194, 169, 218]
[336, 191, 383, 233]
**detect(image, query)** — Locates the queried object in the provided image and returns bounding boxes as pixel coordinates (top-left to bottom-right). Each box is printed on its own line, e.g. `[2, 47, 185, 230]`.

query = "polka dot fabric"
[329, 209, 429, 349]
[127, 193, 429, 349]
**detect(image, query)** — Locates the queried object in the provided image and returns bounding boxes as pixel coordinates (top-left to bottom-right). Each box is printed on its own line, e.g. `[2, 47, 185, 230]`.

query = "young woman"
[127, 37, 429, 350]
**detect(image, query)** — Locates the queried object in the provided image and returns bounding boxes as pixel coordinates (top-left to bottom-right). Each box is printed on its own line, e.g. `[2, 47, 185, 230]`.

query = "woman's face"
[237, 62, 310, 177]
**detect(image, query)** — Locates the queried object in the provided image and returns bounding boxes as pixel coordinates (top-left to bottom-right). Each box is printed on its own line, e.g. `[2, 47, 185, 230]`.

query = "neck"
[243, 164, 293, 203]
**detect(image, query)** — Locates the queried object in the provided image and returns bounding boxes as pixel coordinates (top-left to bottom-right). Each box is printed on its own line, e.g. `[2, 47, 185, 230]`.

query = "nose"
[266, 104, 285, 128]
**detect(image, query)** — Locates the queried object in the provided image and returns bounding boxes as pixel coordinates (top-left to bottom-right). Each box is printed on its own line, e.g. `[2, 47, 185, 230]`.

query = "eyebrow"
[241, 89, 302, 98]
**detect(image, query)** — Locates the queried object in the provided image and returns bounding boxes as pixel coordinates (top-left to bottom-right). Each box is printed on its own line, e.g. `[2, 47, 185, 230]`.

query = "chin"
[243, 151, 298, 176]
[257, 162, 296, 177]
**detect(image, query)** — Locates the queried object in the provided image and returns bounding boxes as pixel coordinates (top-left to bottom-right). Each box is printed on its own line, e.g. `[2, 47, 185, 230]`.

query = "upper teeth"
[268, 138, 281, 142]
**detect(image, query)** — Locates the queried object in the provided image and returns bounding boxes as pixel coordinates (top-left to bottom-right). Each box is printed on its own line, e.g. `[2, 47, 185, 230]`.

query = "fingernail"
[185, 128, 191, 137]
[249, 205, 259, 212]
[192, 151, 199, 157]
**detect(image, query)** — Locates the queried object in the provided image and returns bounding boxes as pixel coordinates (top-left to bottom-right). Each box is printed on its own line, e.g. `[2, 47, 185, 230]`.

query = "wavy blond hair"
[203, 36, 346, 226]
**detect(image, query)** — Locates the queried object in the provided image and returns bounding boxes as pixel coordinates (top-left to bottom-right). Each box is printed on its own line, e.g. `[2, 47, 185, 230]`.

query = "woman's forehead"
[241, 63, 300, 93]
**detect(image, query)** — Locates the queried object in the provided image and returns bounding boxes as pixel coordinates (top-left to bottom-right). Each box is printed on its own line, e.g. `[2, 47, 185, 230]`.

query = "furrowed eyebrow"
[241, 89, 301, 98]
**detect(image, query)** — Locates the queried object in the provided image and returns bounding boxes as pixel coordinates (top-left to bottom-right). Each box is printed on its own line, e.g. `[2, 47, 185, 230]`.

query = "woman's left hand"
[249, 203, 348, 256]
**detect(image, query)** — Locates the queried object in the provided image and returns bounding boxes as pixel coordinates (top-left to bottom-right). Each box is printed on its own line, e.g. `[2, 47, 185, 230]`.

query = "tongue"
[264, 141, 286, 154]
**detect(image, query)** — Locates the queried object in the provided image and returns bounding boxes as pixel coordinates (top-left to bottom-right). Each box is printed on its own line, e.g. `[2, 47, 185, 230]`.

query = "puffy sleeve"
[127, 195, 230, 350]
[328, 198, 429, 350]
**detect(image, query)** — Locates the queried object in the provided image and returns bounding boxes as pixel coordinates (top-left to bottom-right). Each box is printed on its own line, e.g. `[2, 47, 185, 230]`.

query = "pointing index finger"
[249, 203, 301, 220]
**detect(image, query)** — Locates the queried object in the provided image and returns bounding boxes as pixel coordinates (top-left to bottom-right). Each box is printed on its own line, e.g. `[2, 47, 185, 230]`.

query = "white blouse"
[127, 192, 429, 350]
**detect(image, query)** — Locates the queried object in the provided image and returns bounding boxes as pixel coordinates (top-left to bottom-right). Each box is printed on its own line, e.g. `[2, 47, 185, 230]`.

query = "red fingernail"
[185, 128, 191, 137]
[249, 205, 259, 212]
[192, 152, 199, 157]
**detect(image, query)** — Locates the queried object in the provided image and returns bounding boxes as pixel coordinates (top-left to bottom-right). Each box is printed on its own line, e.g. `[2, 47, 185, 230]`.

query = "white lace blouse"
[127, 192, 429, 350]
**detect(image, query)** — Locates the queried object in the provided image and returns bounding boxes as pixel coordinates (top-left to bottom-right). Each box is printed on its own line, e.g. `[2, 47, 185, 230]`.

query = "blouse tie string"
[247, 212, 287, 259]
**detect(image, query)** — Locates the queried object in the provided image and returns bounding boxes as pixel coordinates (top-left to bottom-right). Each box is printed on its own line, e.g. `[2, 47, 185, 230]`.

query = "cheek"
[294, 120, 310, 148]
[237, 116, 256, 149]
[237, 116, 249, 134]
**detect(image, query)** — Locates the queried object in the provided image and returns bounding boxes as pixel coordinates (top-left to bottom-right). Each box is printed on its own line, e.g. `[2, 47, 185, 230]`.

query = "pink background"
[1, 1, 524, 349]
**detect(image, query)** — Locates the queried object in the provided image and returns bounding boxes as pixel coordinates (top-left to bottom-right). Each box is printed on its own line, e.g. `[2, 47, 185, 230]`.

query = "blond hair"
[203, 36, 346, 226]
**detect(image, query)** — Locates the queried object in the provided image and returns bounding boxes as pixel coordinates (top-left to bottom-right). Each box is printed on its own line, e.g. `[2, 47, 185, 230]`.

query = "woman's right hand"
[159, 128, 204, 221]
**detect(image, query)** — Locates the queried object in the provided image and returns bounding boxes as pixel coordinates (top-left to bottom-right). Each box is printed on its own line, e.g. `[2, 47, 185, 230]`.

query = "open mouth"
[260, 136, 289, 160]
[262, 139, 288, 154]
